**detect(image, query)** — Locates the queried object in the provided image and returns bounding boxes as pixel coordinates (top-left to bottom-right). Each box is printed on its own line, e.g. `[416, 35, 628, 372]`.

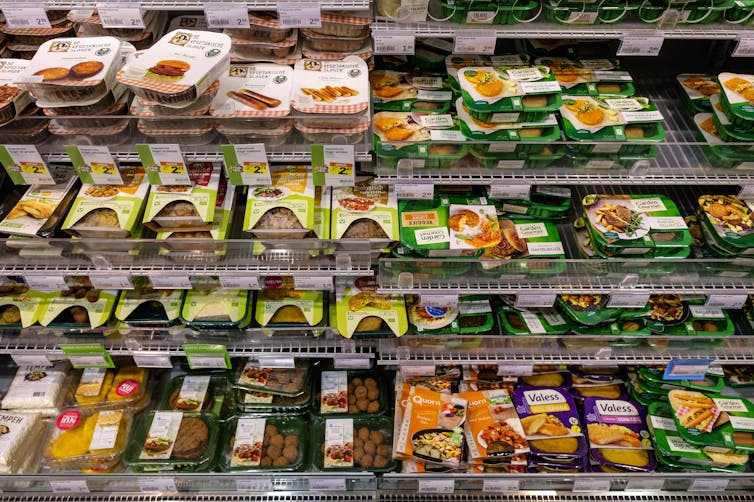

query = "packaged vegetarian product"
[408, 295, 494, 334]
[1, 362, 71, 415]
[479, 217, 566, 268]
[125, 411, 219, 472]
[114, 280, 184, 327]
[334, 276, 408, 338]
[220, 415, 307, 471]
[313, 186, 331, 239]
[458, 64, 562, 114]
[499, 306, 572, 335]
[0, 412, 45, 473]
[677, 74, 719, 114]
[291, 56, 368, 114]
[180, 288, 252, 329]
[234, 359, 312, 397]
[0, 288, 45, 328]
[535, 57, 634, 96]
[160, 374, 232, 417]
[457, 101, 561, 142]
[312, 10, 371, 37]
[116, 30, 231, 108]
[697, 195, 754, 255]
[39, 285, 118, 329]
[0, 59, 31, 125]
[370, 70, 452, 112]
[254, 288, 325, 327]
[315, 369, 387, 416]
[556, 294, 623, 326]
[718, 72, 754, 127]
[313, 416, 395, 471]
[331, 178, 398, 241]
[235, 383, 312, 414]
[210, 63, 292, 117]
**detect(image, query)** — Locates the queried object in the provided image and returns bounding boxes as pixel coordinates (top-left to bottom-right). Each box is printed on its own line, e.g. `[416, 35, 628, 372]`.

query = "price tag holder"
[24, 274, 67, 292]
[663, 358, 715, 380]
[219, 274, 260, 290]
[617, 36, 664, 56]
[50, 480, 89, 494]
[235, 478, 274, 491]
[689, 478, 729, 492]
[89, 272, 133, 291]
[401, 364, 436, 377]
[277, 1, 322, 28]
[607, 292, 650, 308]
[138, 477, 178, 493]
[204, 2, 249, 28]
[148, 274, 192, 290]
[293, 276, 334, 291]
[739, 184, 754, 200]
[573, 479, 612, 492]
[309, 478, 347, 491]
[182, 344, 231, 370]
[419, 293, 459, 309]
[65, 145, 123, 185]
[333, 357, 372, 369]
[501, 363, 534, 376]
[626, 478, 665, 491]
[132, 352, 173, 369]
[418, 479, 454, 494]
[96, 1, 145, 29]
[373, 31, 415, 55]
[137, 144, 190, 185]
[221, 144, 271, 186]
[311, 145, 355, 187]
[0, 145, 54, 185]
[256, 356, 296, 369]
[1, 4, 51, 28]
[733, 37, 754, 57]
[10, 353, 52, 367]
[515, 292, 557, 308]
[395, 183, 434, 200]
[454, 32, 496, 55]
[705, 294, 747, 309]
[489, 184, 531, 200]
[59, 344, 115, 369]
[483, 479, 520, 492]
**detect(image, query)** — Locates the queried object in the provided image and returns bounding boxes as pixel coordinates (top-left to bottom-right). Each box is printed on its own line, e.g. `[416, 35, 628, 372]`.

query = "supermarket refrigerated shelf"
[1, 0, 371, 10]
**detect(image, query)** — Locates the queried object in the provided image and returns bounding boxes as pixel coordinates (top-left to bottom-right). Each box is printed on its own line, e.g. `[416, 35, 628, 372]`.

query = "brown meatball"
[349, 405, 359, 414]
[283, 445, 298, 461]
[367, 401, 380, 413]
[261, 456, 272, 466]
[353, 447, 364, 462]
[373, 455, 389, 468]
[351, 377, 364, 387]
[357, 427, 370, 440]
[377, 444, 391, 457]
[348, 394, 357, 405]
[267, 445, 282, 459]
[354, 437, 364, 449]
[357, 399, 369, 412]
[354, 386, 368, 400]
[364, 378, 377, 389]
[359, 454, 374, 468]
[269, 434, 285, 447]
[363, 440, 377, 455]
[284, 435, 299, 447]
[265, 424, 279, 437]
[367, 388, 379, 401]
[370, 431, 385, 444]
[273, 456, 289, 467]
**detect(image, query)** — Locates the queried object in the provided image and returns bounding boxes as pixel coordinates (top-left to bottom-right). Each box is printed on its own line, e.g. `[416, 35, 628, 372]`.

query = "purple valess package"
[513, 385, 587, 460]
[584, 397, 657, 472]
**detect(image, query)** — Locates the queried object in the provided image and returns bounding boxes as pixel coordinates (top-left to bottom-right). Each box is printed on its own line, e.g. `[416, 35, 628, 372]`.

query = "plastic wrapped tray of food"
[49, 119, 132, 145]
[233, 359, 312, 397]
[311, 416, 396, 472]
[310, 10, 371, 37]
[301, 30, 370, 53]
[235, 384, 312, 414]
[219, 415, 307, 471]
[314, 369, 388, 417]
[137, 120, 217, 145]
[43, 93, 128, 128]
[0, 411, 46, 474]
[217, 122, 293, 147]
[136, 80, 220, 111]
[224, 25, 293, 43]
[295, 121, 368, 144]
[0, 59, 31, 125]
[160, 374, 233, 417]
[1, 362, 72, 416]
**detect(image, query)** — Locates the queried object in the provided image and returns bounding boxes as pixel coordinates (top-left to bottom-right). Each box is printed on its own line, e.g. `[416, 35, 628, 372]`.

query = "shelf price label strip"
[66, 145, 124, 186]
[1, 2, 50, 28]
[204, 2, 250, 28]
[59, 343, 115, 369]
[96, 0, 145, 29]
[221, 144, 272, 186]
[182, 343, 231, 369]
[0, 144, 55, 185]
[277, 0, 322, 28]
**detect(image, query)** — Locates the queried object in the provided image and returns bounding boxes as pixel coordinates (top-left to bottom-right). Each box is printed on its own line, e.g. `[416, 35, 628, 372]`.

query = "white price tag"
[148, 274, 192, 290]
[1, 144, 54, 185]
[454, 33, 496, 55]
[69, 355, 109, 368]
[309, 478, 346, 491]
[277, 1, 322, 28]
[89, 273, 133, 291]
[483, 479, 520, 492]
[293, 276, 333, 291]
[322, 144, 355, 188]
[489, 184, 531, 200]
[96, 1, 145, 29]
[689, 479, 729, 492]
[395, 183, 434, 199]
[617, 36, 664, 56]
[573, 479, 612, 492]
[24, 274, 67, 292]
[400, 364, 436, 376]
[334, 358, 372, 369]
[739, 185, 754, 200]
[1, 4, 50, 28]
[50, 480, 89, 493]
[419, 293, 459, 309]
[204, 2, 249, 28]
[733, 37, 754, 57]
[373, 32, 415, 55]
[515, 293, 556, 308]
[132, 352, 173, 369]
[219, 275, 260, 290]
[10, 353, 52, 367]
[224, 144, 271, 186]
[501, 363, 534, 376]
[69, 145, 123, 185]
[187, 355, 229, 369]
[705, 294, 747, 309]
[428, 130, 466, 141]
[138, 477, 177, 493]
[235, 479, 274, 491]
[607, 292, 649, 308]
[626, 478, 665, 491]
[256, 356, 296, 368]
[418, 479, 455, 494]
[140, 144, 190, 185]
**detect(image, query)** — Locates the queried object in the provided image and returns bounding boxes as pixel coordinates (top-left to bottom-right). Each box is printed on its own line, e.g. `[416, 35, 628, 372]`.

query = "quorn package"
[290, 56, 368, 114]
[254, 288, 325, 327]
[1, 363, 71, 415]
[331, 178, 398, 240]
[220, 415, 307, 471]
[243, 165, 314, 239]
[62, 166, 150, 238]
[143, 162, 220, 233]
[335, 276, 408, 338]
[0, 412, 45, 473]
[210, 63, 293, 117]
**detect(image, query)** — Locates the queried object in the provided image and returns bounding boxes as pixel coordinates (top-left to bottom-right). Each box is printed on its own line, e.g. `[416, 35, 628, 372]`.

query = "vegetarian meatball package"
[63, 166, 150, 238]
[331, 178, 398, 241]
[0, 288, 45, 328]
[244, 165, 314, 239]
[458, 389, 529, 464]
[39, 285, 119, 329]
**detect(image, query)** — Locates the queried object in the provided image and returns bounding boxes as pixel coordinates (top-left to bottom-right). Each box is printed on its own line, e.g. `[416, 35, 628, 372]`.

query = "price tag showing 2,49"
[311, 144, 355, 187]
[137, 144, 190, 185]
[1, 4, 51, 28]
[204, 2, 250, 28]
[65, 145, 123, 185]
[454, 32, 496, 55]
[0, 144, 54, 185]
[96, 1, 145, 29]
[617, 36, 664, 56]
[277, 1, 322, 28]
[221, 144, 271, 186]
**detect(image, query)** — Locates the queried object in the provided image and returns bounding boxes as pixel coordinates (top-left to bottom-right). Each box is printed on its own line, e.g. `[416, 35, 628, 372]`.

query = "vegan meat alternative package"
[370, 70, 452, 111]
[457, 101, 561, 142]
[697, 195, 754, 254]
[114, 281, 184, 327]
[0, 412, 45, 473]
[0, 59, 31, 125]
[677, 74, 719, 114]
[160, 374, 232, 417]
[316, 369, 387, 417]
[313, 416, 396, 471]
[243, 165, 314, 239]
[235, 383, 312, 414]
[711, 94, 754, 140]
[62, 166, 149, 238]
[143, 162, 220, 233]
[16, 37, 122, 105]
[44, 408, 132, 472]
[513, 386, 587, 460]
[335, 276, 408, 338]
[499, 306, 572, 335]
[556, 294, 624, 326]
[39, 288, 118, 329]
[395, 385, 467, 467]
[0, 172, 78, 238]
[210, 63, 292, 117]
[1, 363, 71, 415]
[0, 288, 44, 328]
[331, 178, 398, 240]
[408, 295, 494, 334]
[116, 30, 231, 108]
[668, 390, 754, 452]
[254, 288, 325, 327]
[459, 389, 529, 464]
[220, 415, 307, 471]
[718, 72, 754, 127]
[180, 288, 252, 329]
[71, 366, 149, 411]
[291, 56, 368, 114]
[125, 411, 219, 472]
[234, 359, 312, 397]
[536, 57, 634, 97]
[458, 65, 563, 114]
[445, 54, 531, 94]
[479, 217, 566, 267]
